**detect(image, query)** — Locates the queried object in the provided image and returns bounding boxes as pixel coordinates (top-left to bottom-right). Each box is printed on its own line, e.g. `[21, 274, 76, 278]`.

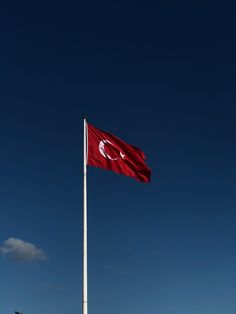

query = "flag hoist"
[82, 117, 151, 314]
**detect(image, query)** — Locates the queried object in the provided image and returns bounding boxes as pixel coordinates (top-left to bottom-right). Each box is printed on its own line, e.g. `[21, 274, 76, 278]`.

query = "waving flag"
[87, 123, 151, 183]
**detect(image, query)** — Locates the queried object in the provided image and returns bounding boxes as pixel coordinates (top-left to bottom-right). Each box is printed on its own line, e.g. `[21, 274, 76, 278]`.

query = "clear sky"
[0, 2, 236, 314]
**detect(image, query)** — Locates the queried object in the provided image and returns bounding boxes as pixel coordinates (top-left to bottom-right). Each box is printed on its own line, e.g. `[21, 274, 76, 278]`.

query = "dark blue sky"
[0, 2, 236, 314]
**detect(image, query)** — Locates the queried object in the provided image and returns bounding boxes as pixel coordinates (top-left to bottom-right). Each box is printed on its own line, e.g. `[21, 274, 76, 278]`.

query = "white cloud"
[0, 237, 47, 262]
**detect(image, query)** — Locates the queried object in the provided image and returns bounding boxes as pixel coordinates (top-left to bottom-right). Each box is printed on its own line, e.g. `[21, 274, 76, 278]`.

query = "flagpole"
[83, 117, 88, 314]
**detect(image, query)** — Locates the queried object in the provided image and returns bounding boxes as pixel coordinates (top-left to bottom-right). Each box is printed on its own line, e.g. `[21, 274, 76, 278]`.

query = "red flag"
[87, 123, 151, 183]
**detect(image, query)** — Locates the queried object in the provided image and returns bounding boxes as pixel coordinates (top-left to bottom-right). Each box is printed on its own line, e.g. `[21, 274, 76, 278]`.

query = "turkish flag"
[87, 123, 151, 183]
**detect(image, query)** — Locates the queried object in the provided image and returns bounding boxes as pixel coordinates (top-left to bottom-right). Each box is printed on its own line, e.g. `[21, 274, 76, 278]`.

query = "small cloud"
[0, 237, 47, 262]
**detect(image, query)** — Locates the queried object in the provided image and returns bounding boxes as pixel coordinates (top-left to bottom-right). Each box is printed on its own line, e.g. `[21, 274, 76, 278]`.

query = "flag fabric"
[87, 123, 151, 183]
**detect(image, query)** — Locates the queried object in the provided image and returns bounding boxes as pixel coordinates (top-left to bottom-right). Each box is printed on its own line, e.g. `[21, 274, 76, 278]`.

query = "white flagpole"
[83, 117, 88, 314]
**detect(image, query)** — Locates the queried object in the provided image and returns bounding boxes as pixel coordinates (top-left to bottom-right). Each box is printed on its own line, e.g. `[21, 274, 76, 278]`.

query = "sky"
[0, 1, 236, 314]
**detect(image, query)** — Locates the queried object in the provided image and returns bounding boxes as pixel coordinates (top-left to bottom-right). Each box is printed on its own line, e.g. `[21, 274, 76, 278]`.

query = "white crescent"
[99, 140, 125, 161]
